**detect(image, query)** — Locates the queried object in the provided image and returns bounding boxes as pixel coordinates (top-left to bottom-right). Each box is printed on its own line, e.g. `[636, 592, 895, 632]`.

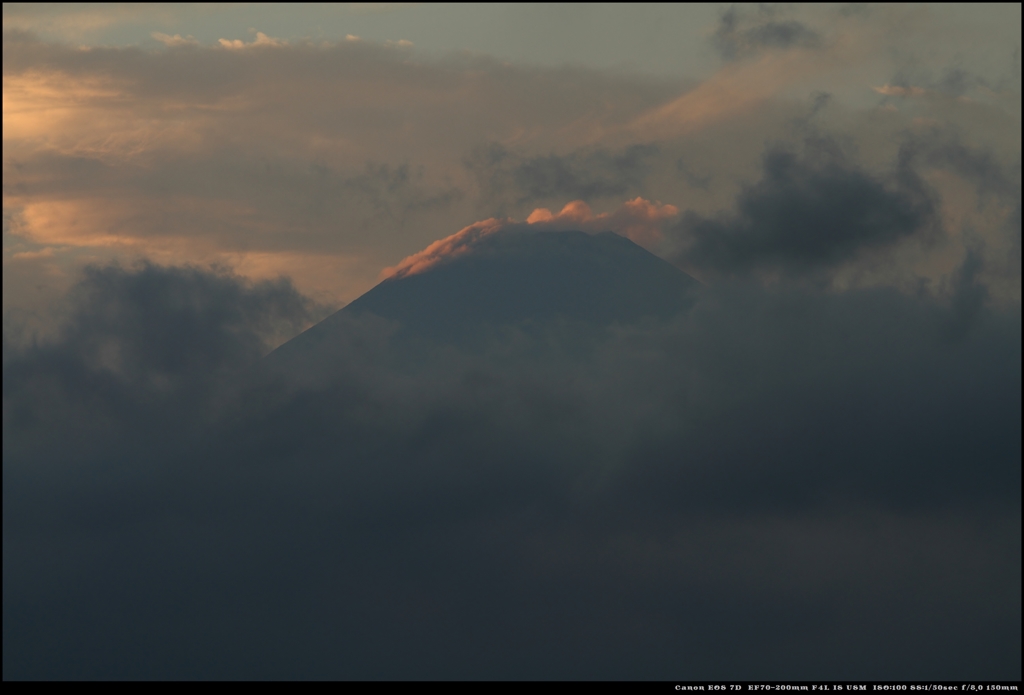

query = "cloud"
[909, 131, 1020, 203]
[467, 142, 659, 205]
[381, 217, 508, 280]
[3, 7, 1021, 678]
[621, 50, 823, 142]
[526, 198, 678, 247]
[6, 261, 328, 366]
[671, 137, 939, 275]
[873, 84, 927, 98]
[874, 67, 1005, 105]
[713, 6, 822, 62]
[151, 32, 198, 47]
[1, 31, 676, 305]
[218, 31, 286, 50]
[4, 260, 1019, 678]
[10, 247, 56, 261]
[675, 158, 712, 190]
[1, 5, 168, 42]
[339, 162, 463, 217]
[5, 22, 1015, 314]
[934, 67, 990, 97]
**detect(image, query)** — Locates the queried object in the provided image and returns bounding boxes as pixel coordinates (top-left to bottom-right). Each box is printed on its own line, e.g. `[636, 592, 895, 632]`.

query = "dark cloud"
[4, 258, 1019, 678]
[905, 131, 1020, 204]
[340, 162, 462, 216]
[1011, 199, 1022, 249]
[898, 131, 1022, 290]
[714, 6, 822, 61]
[935, 67, 989, 97]
[466, 142, 659, 207]
[2, 263, 329, 469]
[943, 247, 989, 341]
[675, 158, 712, 189]
[302, 160, 463, 233]
[809, 90, 832, 115]
[880, 67, 994, 102]
[671, 138, 939, 274]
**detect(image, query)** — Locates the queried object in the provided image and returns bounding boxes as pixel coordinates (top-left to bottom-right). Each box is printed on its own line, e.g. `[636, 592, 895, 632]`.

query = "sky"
[3, 3, 1022, 680]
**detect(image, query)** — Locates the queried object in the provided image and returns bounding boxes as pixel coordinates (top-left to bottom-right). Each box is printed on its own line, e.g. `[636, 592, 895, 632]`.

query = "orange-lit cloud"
[3, 24, 1017, 312]
[623, 51, 825, 142]
[151, 32, 198, 47]
[380, 217, 508, 280]
[218, 32, 286, 50]
[872, 84, 926, 98]
[526, 198, 679, 247]
[2, 70, 211, 161]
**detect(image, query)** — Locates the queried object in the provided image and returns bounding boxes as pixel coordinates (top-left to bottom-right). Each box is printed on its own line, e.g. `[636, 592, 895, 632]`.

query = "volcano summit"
[269, 229, 699, 367]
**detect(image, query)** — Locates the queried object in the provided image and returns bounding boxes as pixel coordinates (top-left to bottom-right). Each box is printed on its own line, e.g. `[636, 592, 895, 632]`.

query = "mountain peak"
[268, 229, 698, 365]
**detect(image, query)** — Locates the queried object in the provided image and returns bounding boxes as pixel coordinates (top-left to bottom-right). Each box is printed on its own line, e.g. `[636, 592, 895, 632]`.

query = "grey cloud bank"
[713, 6, 823, 62]
[4, 232, 1020, 679]
[672, 137, 939, 274]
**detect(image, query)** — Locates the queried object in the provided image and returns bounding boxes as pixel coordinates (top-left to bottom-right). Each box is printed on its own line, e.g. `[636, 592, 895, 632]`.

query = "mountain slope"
[268, 229, 699, 367]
